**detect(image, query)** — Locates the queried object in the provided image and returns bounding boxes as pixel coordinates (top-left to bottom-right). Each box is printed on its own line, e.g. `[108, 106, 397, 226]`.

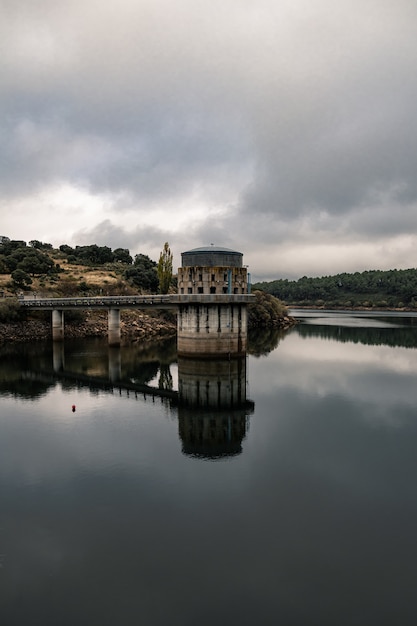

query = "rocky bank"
[0, 310, 177, 345]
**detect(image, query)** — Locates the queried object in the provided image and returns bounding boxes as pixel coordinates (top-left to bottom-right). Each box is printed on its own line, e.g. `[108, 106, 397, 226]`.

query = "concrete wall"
[177, 265, 248, 295]
[177, 303, 247, 356]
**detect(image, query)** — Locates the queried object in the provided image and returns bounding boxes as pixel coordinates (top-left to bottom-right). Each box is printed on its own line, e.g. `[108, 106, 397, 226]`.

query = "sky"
[1, 0, 417, 282]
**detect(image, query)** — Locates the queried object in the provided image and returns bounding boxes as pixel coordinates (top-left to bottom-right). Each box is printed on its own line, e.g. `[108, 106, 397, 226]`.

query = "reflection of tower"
[177, 356, 254, 459]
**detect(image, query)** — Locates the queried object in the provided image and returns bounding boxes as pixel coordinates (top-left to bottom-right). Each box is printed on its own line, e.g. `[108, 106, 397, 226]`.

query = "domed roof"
[181, 245, 243, 268]
[182, 246, 242, 255]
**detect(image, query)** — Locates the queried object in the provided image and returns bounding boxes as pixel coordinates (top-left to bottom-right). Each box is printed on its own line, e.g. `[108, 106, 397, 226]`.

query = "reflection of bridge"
[21, 369, 179, 403]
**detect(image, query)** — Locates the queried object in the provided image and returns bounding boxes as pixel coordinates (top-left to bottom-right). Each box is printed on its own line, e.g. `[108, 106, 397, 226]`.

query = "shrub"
[0, 299, 26, 322]
[248, 290, 288, 328]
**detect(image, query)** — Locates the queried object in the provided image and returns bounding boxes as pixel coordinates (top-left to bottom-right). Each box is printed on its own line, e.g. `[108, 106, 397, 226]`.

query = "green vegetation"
[59, 243, 117, 265]
[123, 254, 159, 292]
[253, 268, 417, 309]
[0, 237, 56, 280]
[247, 290, 289, 327]
[0, 236, 160, 296]
[0, 299, 25, 322]
[157, 242, 173, 294]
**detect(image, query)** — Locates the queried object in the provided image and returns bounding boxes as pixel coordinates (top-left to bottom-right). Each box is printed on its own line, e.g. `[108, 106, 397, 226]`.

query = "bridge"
[18, 293, 254, 351]
[18, 293, 253, 310]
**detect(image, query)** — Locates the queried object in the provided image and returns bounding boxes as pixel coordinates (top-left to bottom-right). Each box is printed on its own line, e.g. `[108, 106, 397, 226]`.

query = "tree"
[17, 250, 54, 276]
[74, 244, 113, 264]
[11, 269, 32, 288]
[124, 254, 158, 291]
[157, 242, 173, 294]
[29, 240, 52, 250]
[113, 248, 133, 264]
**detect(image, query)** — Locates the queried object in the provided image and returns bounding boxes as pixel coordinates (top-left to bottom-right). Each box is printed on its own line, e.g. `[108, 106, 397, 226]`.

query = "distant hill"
[253, 268, 417, 309]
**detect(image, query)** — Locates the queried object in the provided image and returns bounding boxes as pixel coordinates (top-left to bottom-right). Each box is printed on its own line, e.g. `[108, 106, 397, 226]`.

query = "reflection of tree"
[0, 379, 52, 399]
[158, 363, 173, 390]
[295, 323, 417, 348]
[128, 362, 160, 385]
[248, 328, 289, 356]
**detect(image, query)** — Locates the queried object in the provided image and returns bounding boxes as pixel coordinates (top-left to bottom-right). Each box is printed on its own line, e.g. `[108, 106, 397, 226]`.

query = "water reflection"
[177, 356, 254, 459]
[292, 309, 417, 348]
[2, 317, 417, 625]
[0, 338, 255, 459]
[247, 327, 287, 356]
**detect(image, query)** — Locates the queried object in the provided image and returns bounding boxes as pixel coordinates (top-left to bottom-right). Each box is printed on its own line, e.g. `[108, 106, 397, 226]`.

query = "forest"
[253, 268, 417, 309]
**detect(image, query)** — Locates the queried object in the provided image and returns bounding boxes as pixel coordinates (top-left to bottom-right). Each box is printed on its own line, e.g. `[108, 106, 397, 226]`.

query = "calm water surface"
[1, 312, 417, 625]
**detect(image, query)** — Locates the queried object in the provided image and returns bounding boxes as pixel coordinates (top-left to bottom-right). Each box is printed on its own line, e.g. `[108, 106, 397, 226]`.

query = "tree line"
[253, 268, 417, 308]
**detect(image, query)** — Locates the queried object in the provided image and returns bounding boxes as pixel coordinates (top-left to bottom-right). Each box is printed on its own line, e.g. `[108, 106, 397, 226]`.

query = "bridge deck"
[18, 294, 254, 310]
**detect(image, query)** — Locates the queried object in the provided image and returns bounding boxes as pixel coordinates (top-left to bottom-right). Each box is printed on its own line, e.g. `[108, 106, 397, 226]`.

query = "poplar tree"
[157, 242, 173, 294]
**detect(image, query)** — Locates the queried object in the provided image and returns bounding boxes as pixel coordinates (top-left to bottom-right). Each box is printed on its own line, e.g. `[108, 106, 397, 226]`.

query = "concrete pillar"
[52, 309, 64, 342]
[108, 308, 121, 346]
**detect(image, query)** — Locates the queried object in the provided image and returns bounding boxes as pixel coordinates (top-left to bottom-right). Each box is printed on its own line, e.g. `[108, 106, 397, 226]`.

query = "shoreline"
[0, 309, 297, 344]
[288, 305, 416, 313]
[0, 310, 177, 345]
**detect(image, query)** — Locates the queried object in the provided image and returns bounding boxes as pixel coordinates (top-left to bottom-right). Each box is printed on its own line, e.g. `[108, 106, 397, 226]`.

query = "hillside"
[253, 268, 417, 309]
[0, 239, 177, 340]
[0, 240, 156, 298]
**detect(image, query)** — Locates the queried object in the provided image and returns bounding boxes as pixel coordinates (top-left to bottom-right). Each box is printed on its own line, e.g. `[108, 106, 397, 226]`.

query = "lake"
[1, 310, 417, 626]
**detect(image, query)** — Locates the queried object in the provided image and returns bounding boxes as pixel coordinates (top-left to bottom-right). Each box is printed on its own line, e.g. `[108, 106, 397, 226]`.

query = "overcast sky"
[1, 0, 417, 281]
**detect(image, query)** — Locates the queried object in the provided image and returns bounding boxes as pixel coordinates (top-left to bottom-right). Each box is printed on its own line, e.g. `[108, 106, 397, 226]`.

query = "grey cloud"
[72, 220, 170, 253]
[2, 0, 417, 276]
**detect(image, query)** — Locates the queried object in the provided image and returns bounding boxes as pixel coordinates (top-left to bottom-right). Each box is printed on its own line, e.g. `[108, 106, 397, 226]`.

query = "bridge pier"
[108, 308, 121, 346]
[52, 309, 64, 342]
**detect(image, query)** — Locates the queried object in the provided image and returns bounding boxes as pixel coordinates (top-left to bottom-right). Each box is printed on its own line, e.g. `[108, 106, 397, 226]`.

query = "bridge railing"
[18, 293, 255, 309]
[18, 294, 173, 308]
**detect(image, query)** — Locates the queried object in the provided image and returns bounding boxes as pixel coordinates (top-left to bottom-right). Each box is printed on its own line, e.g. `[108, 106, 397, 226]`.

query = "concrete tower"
[177, 246, 253, 357]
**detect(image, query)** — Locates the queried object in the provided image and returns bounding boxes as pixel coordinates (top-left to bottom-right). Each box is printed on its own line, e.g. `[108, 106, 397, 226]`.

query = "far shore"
[287, 305, 417, 313]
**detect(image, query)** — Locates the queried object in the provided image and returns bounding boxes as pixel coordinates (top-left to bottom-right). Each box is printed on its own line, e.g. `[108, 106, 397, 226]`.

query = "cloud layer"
[1, 0, 417, 279]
